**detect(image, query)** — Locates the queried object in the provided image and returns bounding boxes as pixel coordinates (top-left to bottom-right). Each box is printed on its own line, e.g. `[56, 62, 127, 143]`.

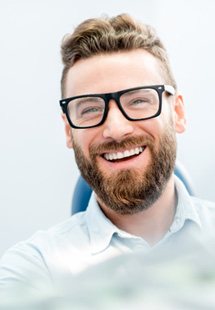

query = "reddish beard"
[72, 128, 177, 215]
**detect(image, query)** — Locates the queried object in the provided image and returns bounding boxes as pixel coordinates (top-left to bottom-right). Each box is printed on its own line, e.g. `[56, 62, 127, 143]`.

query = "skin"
[62, 49, 186, 245]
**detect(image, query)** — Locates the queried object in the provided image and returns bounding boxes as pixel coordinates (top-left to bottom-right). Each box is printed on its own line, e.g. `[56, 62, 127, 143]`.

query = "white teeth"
[109, 154, 114, 160]
[134, 147, 140, 154]
[117, 152, 124, 159]
[104, 146, 144, 161]
[124, 150, 130, 157]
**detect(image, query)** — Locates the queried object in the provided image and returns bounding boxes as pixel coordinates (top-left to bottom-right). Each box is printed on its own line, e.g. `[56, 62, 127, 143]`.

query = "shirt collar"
[85, 176, 202, 253]
[174, 175, 201, 229]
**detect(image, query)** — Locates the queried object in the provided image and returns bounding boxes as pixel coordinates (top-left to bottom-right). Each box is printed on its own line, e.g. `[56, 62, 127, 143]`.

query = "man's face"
[63, 49, 186, 214]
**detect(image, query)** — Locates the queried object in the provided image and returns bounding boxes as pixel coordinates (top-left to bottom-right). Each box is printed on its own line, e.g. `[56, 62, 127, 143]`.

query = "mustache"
[89, 135, 154, 156]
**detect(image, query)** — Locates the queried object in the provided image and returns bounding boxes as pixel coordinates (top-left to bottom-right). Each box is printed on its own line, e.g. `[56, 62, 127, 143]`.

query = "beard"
[72, 124, 177, 215]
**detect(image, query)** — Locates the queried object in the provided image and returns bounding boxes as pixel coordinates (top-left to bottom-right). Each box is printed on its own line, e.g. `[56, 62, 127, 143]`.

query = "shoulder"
[47, 211, 89, 239]
[15, 211, 90, 253]
[0, 212, 90, 290]
[191, 196, 215, 212]
[0, 211, 89, 256]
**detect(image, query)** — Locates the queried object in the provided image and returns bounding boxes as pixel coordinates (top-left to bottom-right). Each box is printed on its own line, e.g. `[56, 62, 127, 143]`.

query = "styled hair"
[60, 13, 176, 97]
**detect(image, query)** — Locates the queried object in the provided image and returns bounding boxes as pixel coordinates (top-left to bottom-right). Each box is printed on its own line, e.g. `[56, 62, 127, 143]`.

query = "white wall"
[0, 0, 214, 255]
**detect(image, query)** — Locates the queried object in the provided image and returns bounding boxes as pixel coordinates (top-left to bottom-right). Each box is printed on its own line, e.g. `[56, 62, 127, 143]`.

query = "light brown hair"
[61, 14, 176, 97]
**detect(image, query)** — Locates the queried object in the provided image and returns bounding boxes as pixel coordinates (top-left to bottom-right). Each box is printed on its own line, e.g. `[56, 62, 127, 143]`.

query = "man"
[1, 13, 215, 293]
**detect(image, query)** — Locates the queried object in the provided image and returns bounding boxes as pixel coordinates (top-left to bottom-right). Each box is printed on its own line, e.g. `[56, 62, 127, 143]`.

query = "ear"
[61, 114, 73, 148]
[173, 94, 186, 133]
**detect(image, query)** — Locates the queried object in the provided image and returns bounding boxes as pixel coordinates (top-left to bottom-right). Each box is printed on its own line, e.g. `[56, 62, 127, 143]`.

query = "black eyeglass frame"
[59, 84, 175, 129]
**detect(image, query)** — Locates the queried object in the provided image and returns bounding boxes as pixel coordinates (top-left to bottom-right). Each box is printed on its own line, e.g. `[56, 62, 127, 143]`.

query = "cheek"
[72, 130, 95, 157]
[157, 103, 175, 131]
[138, 117, 165, 137]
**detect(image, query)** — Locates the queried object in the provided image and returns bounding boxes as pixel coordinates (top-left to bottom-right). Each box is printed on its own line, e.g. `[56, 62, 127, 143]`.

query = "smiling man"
[1, 14, 215, 293]
[61, 49, 183, 244]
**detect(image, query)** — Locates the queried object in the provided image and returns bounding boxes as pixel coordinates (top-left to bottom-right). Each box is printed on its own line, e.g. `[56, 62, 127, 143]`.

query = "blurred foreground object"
[1, 242, 215, 310]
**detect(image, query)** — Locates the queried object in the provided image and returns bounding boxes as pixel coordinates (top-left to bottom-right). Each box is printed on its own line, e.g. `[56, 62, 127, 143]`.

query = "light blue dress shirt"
[0, 176, 215, 292]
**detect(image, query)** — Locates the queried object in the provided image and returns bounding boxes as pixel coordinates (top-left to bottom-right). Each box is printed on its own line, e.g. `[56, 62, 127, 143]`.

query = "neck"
[97, 175, 177, 246]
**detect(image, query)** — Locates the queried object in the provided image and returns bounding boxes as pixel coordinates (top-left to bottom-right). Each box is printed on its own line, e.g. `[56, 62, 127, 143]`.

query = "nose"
[102, 100, 134, 141]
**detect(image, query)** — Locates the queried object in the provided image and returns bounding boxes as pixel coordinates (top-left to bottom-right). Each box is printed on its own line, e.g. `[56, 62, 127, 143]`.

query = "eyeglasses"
[59, 84, 175, 129]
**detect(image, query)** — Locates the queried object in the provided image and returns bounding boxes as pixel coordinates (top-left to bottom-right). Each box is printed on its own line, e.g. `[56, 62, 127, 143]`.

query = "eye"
[71, 97, 105, 119]
[80, 105, 104, 116]
[130, 97, 150, 105]
[127, 97, 153, 109]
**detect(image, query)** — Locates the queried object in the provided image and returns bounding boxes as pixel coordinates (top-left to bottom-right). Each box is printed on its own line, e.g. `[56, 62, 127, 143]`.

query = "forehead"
[65, 49, 165, 97]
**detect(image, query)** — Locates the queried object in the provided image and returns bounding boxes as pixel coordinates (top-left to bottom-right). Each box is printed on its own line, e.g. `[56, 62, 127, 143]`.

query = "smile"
[103, 146, 145, 161]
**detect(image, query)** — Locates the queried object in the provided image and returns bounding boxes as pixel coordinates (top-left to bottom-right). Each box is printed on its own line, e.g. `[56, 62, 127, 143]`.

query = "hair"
[60, 13, 177, 97]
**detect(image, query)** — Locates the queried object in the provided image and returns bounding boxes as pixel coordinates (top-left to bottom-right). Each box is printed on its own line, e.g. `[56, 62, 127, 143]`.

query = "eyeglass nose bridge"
[102, 91, 128, 121]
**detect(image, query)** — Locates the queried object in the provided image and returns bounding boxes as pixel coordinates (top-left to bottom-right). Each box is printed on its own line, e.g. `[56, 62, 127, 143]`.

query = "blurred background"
[0, 0, 214, 255]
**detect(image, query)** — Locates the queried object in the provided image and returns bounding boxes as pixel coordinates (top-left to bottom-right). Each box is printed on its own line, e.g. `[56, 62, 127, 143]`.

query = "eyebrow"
[74, 97, 103, 104]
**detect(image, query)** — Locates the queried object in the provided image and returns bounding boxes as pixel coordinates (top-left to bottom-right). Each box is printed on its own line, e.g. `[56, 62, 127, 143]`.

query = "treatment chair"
[72, 161, 195, 215]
